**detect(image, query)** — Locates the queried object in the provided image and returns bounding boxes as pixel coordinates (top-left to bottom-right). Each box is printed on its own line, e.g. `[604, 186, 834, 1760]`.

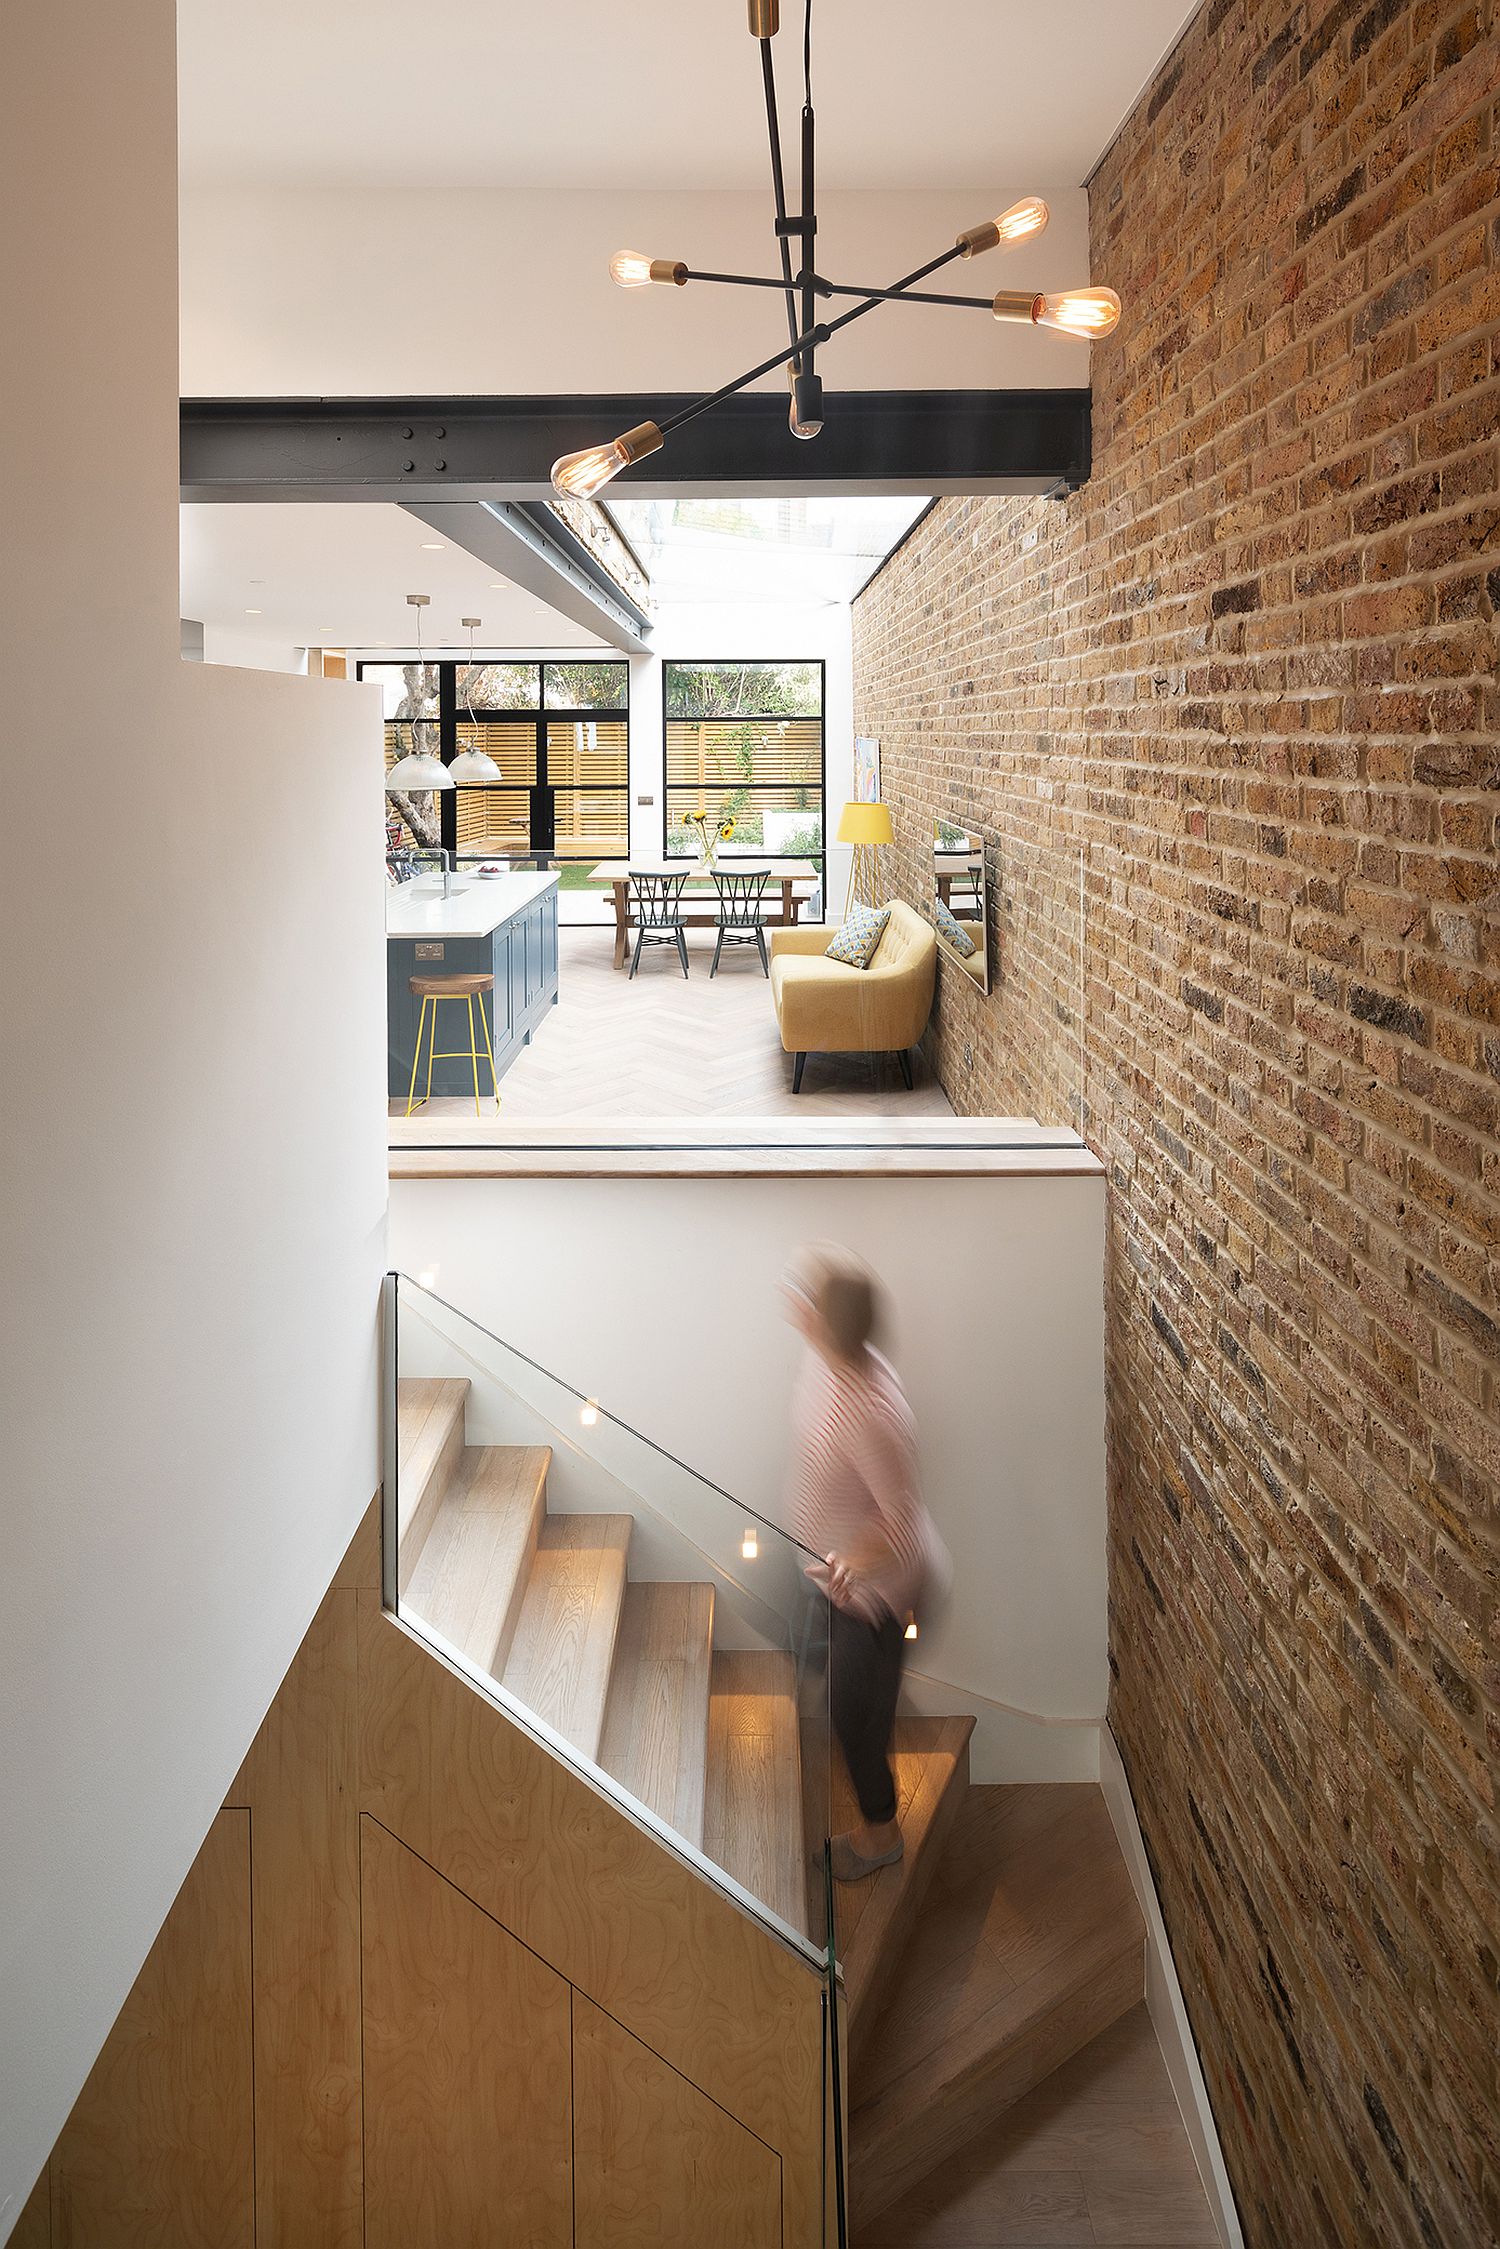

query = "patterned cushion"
[824, 904, 891, 969]
[934, 896, 977, 957]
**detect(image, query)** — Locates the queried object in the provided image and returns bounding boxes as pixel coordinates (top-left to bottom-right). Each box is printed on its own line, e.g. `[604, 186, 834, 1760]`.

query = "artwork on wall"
[854, 736, 881, 804]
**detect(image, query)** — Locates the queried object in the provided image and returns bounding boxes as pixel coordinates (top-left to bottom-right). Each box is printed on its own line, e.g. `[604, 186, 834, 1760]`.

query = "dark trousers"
[830, 1605, 905, 1826]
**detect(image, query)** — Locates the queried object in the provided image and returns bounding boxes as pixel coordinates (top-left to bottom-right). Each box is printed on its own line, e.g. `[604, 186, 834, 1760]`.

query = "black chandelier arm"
[655, 317, 834, 439]
[800, 98, 816, 387]
[677, 267, 997, 313]
[654, 239, 979, 437]
[760, 38, 803, 367]
[815, 278, 998, 311]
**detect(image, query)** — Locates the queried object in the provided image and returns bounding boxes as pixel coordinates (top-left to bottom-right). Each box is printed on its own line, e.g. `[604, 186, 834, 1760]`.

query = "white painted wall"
[388, 1171, 1108, 1783]
[0, 1, 387, 2230]
[201, 620, 309, 671]
[180, 183, 1094, 398]
[628, 600, 853, 913]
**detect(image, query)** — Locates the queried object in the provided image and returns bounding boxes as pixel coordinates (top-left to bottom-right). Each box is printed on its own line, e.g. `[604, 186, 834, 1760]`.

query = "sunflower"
[719, 816, 737, 839]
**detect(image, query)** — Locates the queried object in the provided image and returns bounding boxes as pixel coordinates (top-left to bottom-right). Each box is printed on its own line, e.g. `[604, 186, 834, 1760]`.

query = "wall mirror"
[932, 820, 990, 992]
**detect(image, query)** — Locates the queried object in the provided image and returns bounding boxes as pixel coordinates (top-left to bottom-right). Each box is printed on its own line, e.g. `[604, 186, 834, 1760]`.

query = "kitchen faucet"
[409, 846, 454, 899]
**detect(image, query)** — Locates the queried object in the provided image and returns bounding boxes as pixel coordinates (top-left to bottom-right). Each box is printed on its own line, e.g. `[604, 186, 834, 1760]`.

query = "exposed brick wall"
[852, 3, 1499, 2242]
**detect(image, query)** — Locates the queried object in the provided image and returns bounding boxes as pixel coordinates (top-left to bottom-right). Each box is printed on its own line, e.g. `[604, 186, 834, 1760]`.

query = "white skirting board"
[1100, 1726, 1246, 2249]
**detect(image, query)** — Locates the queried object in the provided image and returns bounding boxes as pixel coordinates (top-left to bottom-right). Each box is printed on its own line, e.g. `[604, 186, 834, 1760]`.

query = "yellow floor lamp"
[837, 800, 894, 916]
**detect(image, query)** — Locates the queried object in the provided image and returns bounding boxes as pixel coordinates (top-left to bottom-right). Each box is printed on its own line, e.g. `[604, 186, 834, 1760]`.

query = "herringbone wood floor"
[389, 925, 955, 1127]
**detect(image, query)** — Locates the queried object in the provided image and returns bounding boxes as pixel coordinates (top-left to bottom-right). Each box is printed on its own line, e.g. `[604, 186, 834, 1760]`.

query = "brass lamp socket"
[617, 422, 665, 467]
[957, 219, 1003, 258]
[748, 0, 779, 36]
[992, 290, 1043, 324]
[650, 259, 688, 286]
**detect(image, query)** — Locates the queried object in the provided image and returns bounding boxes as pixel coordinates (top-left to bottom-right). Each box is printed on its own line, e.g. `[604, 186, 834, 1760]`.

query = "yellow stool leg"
[405, 997, 430, 1116]
[475, 988, 500, 1109]
[466, 995, 482, 1116]
[425, 999, 438, 1107]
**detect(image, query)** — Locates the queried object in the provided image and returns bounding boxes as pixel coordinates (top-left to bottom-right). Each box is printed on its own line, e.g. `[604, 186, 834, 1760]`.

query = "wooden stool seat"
[408, 971, 495, 999]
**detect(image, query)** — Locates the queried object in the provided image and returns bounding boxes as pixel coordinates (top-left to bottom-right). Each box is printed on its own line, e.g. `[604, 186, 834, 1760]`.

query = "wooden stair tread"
[597, 1581, 715, 1849]
[834, 1715, 974, 2069]
[394, 1376, 469, 1589]
[703, 1652, 807, 1938]
[848, 1783, 1144, 2228]
[502, 1514, 632, 1761]
[401, 1446, 550, 1682]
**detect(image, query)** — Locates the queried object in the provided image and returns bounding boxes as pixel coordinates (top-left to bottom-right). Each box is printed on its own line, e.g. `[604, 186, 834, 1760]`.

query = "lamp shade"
[449, 742, 501, 781]
[837, 800, 894, 846]
[385, 750, 453, 791]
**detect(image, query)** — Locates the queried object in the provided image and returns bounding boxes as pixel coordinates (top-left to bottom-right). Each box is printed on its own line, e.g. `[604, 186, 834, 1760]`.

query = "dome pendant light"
[551, 0, 1122, 497]
[384, 595, 453, 792]
[449, 618, 502, 781]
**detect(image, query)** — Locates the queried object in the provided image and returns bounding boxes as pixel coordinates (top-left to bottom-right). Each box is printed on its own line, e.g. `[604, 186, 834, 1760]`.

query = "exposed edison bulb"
[1033, 287, 1121, 338]
[995, 195, 1050, 244]
[904, 1615, 919, 1642]
[552, 440, 632, 498]
[550, 420, 664, 499]
[609, 250, 687, 288]
[741, 1525, 759, 1561]
[580, 1397, 600, 1428]
[956, 196, 1049, 257]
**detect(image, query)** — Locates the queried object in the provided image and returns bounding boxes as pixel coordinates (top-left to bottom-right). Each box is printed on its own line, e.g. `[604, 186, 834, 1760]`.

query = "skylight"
[606, 496, 932, 608]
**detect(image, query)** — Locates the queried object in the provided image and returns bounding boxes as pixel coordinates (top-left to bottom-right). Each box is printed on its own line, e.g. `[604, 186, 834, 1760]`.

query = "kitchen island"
[387, 869, 558, 1099]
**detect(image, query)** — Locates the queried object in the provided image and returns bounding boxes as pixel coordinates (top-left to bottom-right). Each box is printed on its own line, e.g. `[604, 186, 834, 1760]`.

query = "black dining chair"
[710, 865, 771, 977]
[629, 869, 691, 977]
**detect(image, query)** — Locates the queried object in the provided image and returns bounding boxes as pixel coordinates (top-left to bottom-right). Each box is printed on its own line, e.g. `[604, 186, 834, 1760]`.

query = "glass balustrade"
[383, 1269, 838, 1976]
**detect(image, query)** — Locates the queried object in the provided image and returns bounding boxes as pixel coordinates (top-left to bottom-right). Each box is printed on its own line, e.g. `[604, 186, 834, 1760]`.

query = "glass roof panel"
[606, 496, 932, 608]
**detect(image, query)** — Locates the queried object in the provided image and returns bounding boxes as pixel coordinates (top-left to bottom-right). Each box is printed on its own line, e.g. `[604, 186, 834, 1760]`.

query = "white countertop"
[385, 868, 559, 940]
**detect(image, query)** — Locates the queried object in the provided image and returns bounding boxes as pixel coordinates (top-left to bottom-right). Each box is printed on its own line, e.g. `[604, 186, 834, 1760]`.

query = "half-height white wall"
[389, 1167, 1108, 1782]
[0, 1, 387, 2229]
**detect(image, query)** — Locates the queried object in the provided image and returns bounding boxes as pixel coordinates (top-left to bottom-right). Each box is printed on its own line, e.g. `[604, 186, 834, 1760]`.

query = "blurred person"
[783, 1244, 937, 1881]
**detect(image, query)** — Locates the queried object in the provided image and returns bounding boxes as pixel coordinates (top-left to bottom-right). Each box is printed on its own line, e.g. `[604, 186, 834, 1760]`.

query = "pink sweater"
[787, 1347, 931, 1625]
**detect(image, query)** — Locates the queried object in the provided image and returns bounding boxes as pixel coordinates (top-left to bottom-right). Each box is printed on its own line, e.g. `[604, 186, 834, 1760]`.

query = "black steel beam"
[180, 390, 1091, 503]
[401, 500, 652, 653]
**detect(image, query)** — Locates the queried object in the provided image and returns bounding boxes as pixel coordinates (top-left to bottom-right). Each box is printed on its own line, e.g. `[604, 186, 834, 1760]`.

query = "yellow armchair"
[769, 900, 936, 1092]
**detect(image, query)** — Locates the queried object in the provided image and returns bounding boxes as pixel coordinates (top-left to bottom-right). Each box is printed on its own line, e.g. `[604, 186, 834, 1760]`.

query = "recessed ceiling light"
[420, 541, 444, 550]
[245, 607, 262, 615]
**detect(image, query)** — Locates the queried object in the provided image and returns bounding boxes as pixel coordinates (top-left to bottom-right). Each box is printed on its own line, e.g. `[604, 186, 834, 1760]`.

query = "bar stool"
[406, 972, 500, 1116]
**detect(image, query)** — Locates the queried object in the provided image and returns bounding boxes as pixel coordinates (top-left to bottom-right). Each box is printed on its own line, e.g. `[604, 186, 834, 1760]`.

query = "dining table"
[588, 857, 821, 970]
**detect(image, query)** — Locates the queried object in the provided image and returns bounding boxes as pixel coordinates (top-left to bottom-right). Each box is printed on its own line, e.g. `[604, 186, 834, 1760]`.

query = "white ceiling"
[179, 504, 608, 651]
[177, 0, 1198, 193]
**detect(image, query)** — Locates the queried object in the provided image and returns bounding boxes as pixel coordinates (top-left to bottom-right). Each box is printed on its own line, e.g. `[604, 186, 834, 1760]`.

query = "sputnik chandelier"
[550, 0, 1121, 499]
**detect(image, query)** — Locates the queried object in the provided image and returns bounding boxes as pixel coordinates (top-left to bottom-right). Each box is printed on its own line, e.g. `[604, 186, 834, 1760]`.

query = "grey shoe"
[830, 1831, 905, 1882]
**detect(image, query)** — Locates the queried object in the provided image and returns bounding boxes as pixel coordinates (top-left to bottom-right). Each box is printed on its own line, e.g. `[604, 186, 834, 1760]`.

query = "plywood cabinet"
[23, 1504, 828, 2246]
[573, 1997, 780, 2249]
[360, 1819, 572, 2249]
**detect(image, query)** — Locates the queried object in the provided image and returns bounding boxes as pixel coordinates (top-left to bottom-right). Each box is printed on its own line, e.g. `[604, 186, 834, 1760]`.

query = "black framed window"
[662, 661, 825, 892]
[367, 658, 630, 916]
